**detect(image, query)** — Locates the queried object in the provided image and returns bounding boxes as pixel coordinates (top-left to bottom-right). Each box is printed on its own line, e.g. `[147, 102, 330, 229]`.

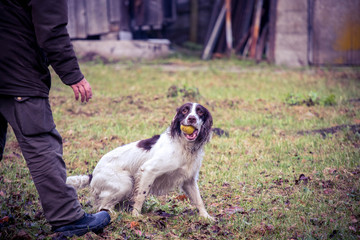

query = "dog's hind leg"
[91, 171, 133, 212]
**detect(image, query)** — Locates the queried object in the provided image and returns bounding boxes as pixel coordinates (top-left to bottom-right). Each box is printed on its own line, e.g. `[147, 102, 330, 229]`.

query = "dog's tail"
[66, 174, 92, 190]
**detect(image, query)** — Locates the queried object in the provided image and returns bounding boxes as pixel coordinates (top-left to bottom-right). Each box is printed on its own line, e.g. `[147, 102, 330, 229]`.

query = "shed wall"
[274, 0, 308, 67]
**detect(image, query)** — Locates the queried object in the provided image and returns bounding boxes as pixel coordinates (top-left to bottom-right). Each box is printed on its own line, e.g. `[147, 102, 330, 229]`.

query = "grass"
[0, 56, 359, 239]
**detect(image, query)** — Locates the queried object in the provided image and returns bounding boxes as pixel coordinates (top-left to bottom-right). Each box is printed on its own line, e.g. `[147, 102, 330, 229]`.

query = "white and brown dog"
[66, 102, 213, 219]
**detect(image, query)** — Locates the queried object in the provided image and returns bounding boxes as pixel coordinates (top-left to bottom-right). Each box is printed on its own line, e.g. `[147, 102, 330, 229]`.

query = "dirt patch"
[297, 124, 360, 137]
[79, 52, 113, 64]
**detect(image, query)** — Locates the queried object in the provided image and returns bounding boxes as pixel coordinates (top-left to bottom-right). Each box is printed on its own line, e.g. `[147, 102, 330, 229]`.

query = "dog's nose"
[187, 116, 196, 124]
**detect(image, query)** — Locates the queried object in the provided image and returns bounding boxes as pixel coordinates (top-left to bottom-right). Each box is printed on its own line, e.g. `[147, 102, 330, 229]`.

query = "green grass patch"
[1, 59, 359, 239]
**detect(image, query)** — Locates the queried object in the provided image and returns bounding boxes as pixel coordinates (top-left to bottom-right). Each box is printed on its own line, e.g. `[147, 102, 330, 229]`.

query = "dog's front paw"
[200, 213, 215, 221]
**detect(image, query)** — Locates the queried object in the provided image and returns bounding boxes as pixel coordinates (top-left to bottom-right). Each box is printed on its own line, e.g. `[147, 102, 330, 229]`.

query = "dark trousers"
[0, 96, 84, 227]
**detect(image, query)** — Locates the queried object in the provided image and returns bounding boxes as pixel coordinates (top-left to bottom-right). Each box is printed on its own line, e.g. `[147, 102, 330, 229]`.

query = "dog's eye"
[182, 108, 188, 114]
[197, 109, 204, 116]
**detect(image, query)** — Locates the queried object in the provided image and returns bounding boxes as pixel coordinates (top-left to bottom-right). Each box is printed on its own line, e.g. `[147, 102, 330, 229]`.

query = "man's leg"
[0, 113, 7, 161]
[0, 96, 110, 236]
[19, 128, 86, 226]
[0, 96, 84, 226]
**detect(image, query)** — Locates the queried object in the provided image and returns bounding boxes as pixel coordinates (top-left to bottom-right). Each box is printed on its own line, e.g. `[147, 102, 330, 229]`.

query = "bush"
[285, 92, 336, 106]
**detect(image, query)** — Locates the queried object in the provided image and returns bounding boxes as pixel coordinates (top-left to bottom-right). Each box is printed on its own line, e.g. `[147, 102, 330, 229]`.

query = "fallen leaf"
[66, 129, 74, 135]
[130, 221, 139, 229]
[324, 168, 337, 175]
[175, 194, 188, 201]
[349, 226, 356, 232]
[266, 224, 275, 231]
[4, 178, 12, 183]
[224, 206, 246, 215]
[0, 216, 9, 224]
[323, 189, 333, 194]
[350, 215, 358, 223]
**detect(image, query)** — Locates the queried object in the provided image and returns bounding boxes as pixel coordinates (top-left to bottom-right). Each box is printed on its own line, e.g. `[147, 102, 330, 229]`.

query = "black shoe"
[53, 211, 111, 237]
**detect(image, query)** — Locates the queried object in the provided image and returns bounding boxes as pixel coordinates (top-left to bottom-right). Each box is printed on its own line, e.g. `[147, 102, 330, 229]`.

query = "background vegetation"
[1, 57, 359, 239]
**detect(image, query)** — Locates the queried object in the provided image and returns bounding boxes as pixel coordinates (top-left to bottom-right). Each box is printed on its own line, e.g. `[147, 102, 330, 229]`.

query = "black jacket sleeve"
[30, 0, 84, 86]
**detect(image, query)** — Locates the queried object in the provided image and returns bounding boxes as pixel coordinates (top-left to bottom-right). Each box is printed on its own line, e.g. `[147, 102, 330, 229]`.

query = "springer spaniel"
[66, 102, 213, 220]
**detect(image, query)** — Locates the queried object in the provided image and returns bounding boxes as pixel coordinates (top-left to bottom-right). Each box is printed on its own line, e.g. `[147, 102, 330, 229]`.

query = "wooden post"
[201, 6, 226, 60]
[256, 23, 269, 62]
[267, 0, 277, 63]
[225, 0, 233, 55]
[190, 0, 198, 43]
[250, 0, 263, 58]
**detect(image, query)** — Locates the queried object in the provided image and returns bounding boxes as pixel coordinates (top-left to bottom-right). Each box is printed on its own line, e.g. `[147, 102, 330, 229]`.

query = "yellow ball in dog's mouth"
[180, 125, 195, 135]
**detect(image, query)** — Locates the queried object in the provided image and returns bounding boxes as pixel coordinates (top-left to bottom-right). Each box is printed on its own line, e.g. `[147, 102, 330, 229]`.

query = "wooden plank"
[67, 0, 87, 39]
[249, 0, 263, 58]
[266, 0, 277, 63]
[203, 0, 222, 47]
[242, 1, 255, 38]
[201, 5, 226, 60]
[75, 0, 87, 38]
[225, 0, 233, 54]
[85, 0, 110, 36]
[108, 0, 121, 33]
[108, 0, 121, 23]
[256, 23, 269, 62]
[120, 0, 131, 31]
[134, 0, 145, 29]
[231, 0, 244, 42]
[148, 0, 163, 29]
[220, 0, 254, 55]
[242, 34, 252, 57]
[190, 0, 198, 42]
[215, 24, 226, 54]
[67, 0, 76, 38]
[234, 28, 250, 53]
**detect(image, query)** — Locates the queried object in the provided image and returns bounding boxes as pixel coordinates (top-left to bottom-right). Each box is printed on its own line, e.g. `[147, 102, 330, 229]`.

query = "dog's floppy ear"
[170, 107, 182, 138]
[197, 105, 213, 144]
[171, 107, 180, 122]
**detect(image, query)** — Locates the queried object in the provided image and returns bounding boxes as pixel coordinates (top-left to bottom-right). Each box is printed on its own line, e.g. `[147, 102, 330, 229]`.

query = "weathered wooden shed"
[67, 0, 176, 40]
[67, 0, 360, 66]
[202, 0, 360, 66]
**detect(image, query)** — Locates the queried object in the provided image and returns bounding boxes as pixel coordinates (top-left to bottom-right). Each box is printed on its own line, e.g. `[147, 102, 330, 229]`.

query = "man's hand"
[70, 78, 92, 102]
